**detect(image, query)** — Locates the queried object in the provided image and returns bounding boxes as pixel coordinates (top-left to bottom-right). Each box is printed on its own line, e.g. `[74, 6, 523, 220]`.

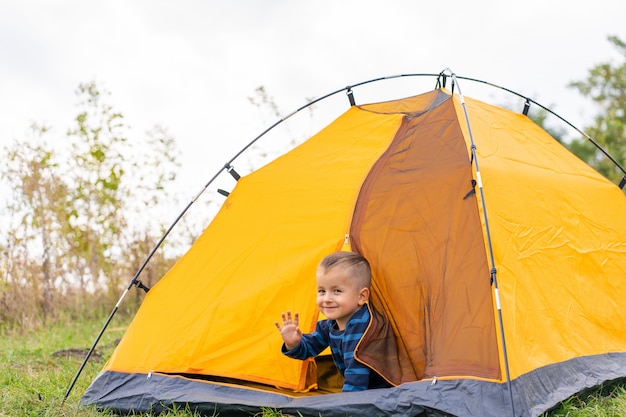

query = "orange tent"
[81, 73, 626, 417]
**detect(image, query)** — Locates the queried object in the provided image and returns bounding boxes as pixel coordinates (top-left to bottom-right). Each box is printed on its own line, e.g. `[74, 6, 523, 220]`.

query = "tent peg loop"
[346, 87, 356, 106]
[523, 99, 531, 115]
[225, 164, 241, 181]
[217, 189, 230, 197]
[619, 175, 626, 190]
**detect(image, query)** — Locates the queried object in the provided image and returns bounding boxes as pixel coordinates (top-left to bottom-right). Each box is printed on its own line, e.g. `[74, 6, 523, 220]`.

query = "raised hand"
[275, 311, 302, 350]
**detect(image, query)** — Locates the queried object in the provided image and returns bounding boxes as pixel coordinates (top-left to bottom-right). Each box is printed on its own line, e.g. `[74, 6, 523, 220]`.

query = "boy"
[275, 251, 387, 392]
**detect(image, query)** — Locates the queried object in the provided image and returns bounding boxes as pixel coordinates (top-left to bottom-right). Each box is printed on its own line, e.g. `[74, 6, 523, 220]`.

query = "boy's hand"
[275, 311, 302, 350]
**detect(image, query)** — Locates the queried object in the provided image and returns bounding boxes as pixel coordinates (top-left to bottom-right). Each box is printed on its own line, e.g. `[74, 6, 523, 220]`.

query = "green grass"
[0, 315, 286, 417]
[0, 315, 125, 417]
[540, 379, 626, 417]
[1, 316, 624, 417]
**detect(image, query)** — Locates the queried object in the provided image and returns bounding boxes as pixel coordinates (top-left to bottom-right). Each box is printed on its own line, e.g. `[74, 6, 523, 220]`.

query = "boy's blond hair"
[318, 251, 372, 289]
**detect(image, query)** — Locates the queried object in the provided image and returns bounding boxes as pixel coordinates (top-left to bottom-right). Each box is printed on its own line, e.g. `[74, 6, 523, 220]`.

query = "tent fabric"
[82, 87, 626, 417]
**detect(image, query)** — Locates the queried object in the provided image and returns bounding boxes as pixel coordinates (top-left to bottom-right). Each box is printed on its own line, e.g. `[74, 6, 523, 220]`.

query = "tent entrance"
[352, 95, 501, 383]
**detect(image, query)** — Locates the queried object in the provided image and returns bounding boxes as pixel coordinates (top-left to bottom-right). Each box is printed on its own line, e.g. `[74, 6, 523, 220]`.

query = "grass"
[0, 315, 288, 417]
[540, 379, 626, 417]
[0, 315, 125, 417]
[1, 315, 625, 417]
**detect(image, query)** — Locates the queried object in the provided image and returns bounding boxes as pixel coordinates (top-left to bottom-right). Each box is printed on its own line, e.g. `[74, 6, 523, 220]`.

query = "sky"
[1, 0, 625, 212]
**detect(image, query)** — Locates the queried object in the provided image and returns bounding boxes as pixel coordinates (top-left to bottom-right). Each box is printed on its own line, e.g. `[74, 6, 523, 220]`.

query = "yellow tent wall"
[102, 106, 404, 390]
[455, 96, 626, 379]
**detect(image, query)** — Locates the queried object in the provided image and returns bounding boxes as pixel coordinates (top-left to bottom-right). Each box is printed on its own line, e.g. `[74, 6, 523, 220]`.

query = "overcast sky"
[1, 1, 625, 204]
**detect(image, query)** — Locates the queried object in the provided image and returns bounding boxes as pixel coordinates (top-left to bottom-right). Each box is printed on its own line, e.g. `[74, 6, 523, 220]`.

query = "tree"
[568, 35, 626, 186]
[0, 82, 181, 327]
[1, 124, 72, 322]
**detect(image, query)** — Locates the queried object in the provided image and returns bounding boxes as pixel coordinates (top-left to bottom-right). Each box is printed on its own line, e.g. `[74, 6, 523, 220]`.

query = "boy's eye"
[317, 289, 325, 294]
[333, 289, 342, 294]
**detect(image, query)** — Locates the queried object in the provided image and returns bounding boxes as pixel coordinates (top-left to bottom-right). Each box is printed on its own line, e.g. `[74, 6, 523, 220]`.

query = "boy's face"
[316, 265, 369, 331]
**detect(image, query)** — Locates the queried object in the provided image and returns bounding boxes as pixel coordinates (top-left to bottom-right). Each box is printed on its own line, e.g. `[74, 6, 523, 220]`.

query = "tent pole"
[448, 69, 517, 417]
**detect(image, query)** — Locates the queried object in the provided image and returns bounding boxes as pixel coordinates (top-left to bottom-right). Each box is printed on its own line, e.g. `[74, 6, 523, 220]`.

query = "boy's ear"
[358, 287, 370, 305]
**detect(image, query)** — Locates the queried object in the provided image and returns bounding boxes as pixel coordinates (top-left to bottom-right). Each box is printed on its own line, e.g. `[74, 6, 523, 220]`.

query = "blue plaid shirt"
[282, 305, 371, 392]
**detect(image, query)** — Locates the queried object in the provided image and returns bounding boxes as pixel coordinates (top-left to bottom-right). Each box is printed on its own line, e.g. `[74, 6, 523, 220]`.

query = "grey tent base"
[81, 352, 626, 417]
